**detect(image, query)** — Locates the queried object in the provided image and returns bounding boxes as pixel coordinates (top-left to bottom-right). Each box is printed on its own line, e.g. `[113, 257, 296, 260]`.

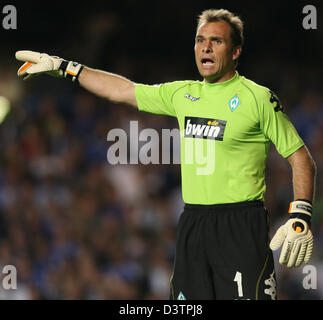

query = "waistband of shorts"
[184, 200, 264, 212]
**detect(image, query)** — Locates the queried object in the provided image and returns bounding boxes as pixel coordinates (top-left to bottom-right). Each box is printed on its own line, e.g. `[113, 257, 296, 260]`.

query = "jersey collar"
[202, 71, 240, 90]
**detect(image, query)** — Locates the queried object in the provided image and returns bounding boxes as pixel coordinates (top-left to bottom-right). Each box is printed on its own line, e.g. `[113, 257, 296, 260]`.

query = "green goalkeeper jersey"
[135, 72, 304, 204]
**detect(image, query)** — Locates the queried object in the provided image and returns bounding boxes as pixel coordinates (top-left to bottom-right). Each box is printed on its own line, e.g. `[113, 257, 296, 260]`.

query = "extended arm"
[15, 50, 138, 108]
[78, 67, 137, 107]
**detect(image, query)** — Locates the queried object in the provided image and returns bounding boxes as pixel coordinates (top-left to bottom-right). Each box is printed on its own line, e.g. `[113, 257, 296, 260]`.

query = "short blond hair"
[197, 9, 244, 48]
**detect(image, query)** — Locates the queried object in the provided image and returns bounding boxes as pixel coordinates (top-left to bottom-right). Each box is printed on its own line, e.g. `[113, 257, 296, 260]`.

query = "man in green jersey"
[16, 8, 316, 300]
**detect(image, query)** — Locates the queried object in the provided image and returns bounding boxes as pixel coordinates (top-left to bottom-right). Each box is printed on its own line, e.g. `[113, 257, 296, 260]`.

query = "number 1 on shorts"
[234, 271, 243, 297]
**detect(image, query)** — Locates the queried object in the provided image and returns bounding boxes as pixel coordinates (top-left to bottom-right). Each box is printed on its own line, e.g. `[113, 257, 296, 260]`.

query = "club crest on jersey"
[228, 94, 240, 112]
[177, 292, 187, 300]
[184, 116, 227, 141]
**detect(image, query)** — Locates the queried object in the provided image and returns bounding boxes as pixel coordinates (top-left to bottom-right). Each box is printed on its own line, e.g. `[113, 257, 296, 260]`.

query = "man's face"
[194, 21, 241, 83]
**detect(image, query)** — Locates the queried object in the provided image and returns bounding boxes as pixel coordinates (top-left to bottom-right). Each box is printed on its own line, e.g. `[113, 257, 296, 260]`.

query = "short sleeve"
[135, 81, 188, 117]
[259, 89, 304, 158]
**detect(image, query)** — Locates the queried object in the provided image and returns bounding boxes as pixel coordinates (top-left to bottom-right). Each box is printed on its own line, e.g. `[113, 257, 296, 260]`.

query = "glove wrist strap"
[59, 60, 84, 83]
[288, 200, 312, 216]
[289, 199, 312, 226]
[289, 212, 312, 226]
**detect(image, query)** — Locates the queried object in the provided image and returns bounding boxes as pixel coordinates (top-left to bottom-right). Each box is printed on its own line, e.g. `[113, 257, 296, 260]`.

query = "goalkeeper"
[15, 9, 316, 300]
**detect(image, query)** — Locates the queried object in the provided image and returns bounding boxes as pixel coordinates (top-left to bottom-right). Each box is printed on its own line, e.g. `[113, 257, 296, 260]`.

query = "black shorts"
[169, 201, 276, 300]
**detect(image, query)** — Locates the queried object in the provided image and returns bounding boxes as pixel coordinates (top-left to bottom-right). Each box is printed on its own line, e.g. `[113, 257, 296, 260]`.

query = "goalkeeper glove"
[270, 199, 313, 268]
[16, 50, 83, 82]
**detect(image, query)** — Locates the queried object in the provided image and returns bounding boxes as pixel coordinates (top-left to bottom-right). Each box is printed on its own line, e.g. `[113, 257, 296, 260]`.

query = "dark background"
[0, 0, 322, 299]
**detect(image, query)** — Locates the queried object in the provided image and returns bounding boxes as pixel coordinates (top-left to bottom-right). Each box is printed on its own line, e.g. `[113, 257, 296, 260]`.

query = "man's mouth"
[201, 58, 215, 65]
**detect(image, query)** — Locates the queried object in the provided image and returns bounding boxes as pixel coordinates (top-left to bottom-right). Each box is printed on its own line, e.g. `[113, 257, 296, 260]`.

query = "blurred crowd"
[0, 1, 322, 300]
[0, 75, 184, 299]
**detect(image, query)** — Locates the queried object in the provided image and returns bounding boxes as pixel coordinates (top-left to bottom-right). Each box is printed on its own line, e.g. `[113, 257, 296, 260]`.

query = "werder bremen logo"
[228, 94, 240, 112]
[177, 291, 186, 300]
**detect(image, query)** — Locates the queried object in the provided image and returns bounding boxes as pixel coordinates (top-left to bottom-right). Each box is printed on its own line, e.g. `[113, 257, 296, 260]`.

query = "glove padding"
[16, 50, 83, 82]
[16, 51, 64, 80]
[270, 218, 313, 268]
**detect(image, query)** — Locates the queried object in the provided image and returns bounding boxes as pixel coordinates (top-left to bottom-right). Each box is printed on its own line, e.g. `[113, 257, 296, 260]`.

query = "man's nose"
[202, 41, 213, 53]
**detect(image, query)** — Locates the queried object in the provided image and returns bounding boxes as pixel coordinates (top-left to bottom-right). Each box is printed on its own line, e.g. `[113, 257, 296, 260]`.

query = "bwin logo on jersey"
[229, 95, 240, 112]
[184, 116, 227, 141]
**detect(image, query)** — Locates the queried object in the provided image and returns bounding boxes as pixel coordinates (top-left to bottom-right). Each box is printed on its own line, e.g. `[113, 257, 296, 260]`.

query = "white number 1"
[234, 271, 243, 297]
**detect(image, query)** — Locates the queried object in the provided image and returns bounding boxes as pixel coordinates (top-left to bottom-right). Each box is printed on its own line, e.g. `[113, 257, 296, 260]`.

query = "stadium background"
[0, 0, 322, 299]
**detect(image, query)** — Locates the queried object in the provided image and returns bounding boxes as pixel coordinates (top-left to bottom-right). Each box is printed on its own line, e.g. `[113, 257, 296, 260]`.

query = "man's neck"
[204, 69, 236, 84]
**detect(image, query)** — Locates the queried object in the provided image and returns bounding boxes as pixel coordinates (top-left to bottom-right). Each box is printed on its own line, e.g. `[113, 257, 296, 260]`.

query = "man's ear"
[232, 45, 242, 61]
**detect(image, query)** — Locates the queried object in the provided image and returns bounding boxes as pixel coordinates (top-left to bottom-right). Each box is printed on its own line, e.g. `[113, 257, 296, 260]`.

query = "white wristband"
[288, 200, 312, 217]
